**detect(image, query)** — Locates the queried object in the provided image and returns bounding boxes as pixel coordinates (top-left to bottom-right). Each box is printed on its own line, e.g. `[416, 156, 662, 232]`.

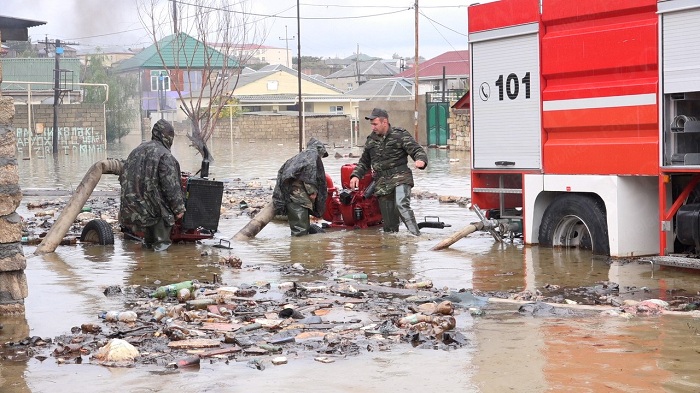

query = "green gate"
[426, 101, 449, 146]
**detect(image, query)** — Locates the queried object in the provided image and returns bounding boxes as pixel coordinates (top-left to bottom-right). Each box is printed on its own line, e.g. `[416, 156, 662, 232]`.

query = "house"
[226, 43, 292, 68]
[226, 64, 348, 114]
[325, 60, 400, 92]
[396, 50, 469, 98]
[113, 32, 237, 123]
[0, 58, 82, 104]
[344, 77, 413, 101]
[76, 45, 138, 67]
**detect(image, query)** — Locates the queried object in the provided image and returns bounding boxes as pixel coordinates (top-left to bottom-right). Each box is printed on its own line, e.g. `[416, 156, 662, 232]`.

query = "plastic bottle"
[101, 310, 138, 323]
[150, 280, 194, 299]
[153, 306, 167, 322]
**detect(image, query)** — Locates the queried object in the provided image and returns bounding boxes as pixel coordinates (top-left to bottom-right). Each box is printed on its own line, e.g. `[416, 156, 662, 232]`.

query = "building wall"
[448, 108, 470, 151]
[233, 71, 341, 95]
[13, 104, 106, 159]
[0, 31, 28, 315]
[357, 99, 428, 145]
[207, 113, 352, 143]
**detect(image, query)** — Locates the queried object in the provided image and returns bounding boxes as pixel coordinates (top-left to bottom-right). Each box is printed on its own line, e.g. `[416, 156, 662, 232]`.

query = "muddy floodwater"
[2, 136, 700, 392]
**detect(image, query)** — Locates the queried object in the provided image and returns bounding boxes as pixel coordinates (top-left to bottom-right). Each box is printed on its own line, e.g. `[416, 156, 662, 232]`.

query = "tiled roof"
[396, 50, 469, 79]
[326, 60, 399, 79]
[114, 33, 236, 72]
[344, 77, 413, 99]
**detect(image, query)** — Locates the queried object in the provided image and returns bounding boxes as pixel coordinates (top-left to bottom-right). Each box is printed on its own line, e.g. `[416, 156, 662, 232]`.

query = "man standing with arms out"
[119, 119, 186, 251]
[273, 137, 329, 236]
[350, 108, 427, 236]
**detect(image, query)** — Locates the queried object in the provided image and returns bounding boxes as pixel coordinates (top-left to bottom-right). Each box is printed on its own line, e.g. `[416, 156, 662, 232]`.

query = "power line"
[419, 10, 467, 37]
[176, 0, 411, 20]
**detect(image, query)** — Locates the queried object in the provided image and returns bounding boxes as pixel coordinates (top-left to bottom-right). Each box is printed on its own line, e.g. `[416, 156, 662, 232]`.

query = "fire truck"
[468, 0, 700, 267]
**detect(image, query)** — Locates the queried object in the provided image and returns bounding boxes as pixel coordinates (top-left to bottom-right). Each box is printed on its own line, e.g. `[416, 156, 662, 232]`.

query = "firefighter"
[119, 119, 186, 251]
[350, 108, 427, 236]
[272, 138, 329, 236]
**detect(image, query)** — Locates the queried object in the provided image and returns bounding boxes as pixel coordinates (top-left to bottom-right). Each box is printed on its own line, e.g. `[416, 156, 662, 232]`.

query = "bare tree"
[139, 0, 265, 162]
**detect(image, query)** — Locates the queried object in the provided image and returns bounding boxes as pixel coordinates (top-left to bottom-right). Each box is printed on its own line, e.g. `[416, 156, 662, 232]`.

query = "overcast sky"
[4, 0, 473, 60]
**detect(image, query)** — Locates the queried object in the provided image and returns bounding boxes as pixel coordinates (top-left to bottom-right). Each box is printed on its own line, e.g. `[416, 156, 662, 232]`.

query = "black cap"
[365, 108, 388, 120]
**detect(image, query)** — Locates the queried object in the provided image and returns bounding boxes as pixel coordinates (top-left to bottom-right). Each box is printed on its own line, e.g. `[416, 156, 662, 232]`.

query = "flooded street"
[2, 136, 700, 392]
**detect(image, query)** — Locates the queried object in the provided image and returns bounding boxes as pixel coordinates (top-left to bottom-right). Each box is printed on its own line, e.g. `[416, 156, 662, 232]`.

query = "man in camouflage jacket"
[272, 137, 329, 236]
[119, 119, 185, 251]
[350, 108, 427, 235]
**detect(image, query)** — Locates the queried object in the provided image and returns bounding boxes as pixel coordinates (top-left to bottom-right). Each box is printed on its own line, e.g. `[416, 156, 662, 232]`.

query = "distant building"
[75, 46, 139, 67]
[396, 50, 469, 97]
[325, 60, 400, 91]
[0, 58, 82, 104]
[219, 44, 292, 68]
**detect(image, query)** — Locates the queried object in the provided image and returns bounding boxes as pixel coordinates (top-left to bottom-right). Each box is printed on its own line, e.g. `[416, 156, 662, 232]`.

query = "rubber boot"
[286, 202, 310, 236]
[378, 194, 400, 233]
[148, 220, 173, 251]
[396, 184, 421, 236]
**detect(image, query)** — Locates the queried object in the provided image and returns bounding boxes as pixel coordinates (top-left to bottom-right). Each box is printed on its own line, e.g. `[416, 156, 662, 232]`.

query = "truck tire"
[81, 219, 115, 245]
[538, 194, 610, 255]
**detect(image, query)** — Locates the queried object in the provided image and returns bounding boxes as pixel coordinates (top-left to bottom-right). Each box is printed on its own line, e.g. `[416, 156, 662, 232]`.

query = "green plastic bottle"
[150, 280, 194, 299]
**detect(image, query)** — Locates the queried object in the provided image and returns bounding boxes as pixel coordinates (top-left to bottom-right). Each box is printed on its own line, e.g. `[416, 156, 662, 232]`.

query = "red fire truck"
[468, 0, 700, 267]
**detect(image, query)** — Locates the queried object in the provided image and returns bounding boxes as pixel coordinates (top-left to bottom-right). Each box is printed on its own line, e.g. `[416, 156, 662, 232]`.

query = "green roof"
[114, 33, 236, 72]
[0, 58, 81, 91]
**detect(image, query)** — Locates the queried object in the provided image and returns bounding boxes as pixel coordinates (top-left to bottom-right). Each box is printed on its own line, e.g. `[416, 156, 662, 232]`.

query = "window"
[267, 80, 279, 91]
[151, 70, 170, 91]
[330, 105, 344, 114]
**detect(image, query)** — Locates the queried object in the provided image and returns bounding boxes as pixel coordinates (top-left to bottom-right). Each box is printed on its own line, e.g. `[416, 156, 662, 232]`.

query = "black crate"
[182, 178, 224, 231]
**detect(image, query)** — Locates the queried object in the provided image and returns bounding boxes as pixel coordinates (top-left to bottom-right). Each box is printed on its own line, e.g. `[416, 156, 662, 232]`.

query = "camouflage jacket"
[351, 126, 428, 196]
[119, 140, 185, 229]
[272, 138, 328, 217]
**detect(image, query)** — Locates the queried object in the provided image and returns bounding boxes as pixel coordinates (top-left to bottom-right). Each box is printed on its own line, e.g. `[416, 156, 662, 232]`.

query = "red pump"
[323, 163, 383, 229]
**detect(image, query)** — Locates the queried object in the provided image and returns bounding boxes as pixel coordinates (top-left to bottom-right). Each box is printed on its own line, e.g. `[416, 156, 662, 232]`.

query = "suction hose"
[430, 221, 484, 251]
[35, 158, 124, 255]
[232, 200, 276, 241]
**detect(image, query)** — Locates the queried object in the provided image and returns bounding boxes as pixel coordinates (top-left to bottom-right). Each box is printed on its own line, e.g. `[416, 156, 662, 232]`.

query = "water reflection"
[6, 136, 700, 392]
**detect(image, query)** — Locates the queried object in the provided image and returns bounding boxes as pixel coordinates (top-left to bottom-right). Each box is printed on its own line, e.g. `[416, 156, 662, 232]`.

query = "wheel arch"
[531, 191, 608, 244]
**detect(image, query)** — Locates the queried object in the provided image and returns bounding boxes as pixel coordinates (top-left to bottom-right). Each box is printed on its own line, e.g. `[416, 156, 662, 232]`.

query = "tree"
[83, 54, 139, 141]
[4, 39, 37, 58]
[139, 0, 264, 161]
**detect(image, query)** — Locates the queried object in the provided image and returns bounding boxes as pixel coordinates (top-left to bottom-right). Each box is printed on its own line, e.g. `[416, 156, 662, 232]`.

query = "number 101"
[495, 72, 531, 101]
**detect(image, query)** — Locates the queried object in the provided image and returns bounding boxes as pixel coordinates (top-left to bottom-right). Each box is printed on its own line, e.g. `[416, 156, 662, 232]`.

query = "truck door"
[470, 24, 541, 169]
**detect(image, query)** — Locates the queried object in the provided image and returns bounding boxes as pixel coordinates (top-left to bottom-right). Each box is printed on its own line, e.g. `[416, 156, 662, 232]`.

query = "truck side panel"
[540, 0, 659, 175]
[467, 0, 540, 34]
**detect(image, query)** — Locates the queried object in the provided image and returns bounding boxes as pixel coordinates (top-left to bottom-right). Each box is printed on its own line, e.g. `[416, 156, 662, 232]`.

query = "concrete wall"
[448, 108, 470, 151]
[13, 104, 106, 159]
[357, 99, 427, 145]
[178, 113, 354, 144]
[0, 31, 27, 315]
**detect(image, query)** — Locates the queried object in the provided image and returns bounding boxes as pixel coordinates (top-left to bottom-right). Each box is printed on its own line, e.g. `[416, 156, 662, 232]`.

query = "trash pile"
[2, 266, 481, 370]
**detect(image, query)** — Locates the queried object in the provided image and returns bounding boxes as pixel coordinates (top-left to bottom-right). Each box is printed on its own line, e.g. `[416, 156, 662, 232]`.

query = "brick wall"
[13, 103, 106, 158]
[176, 113, 353, 144]
[0, 30, 27, 315]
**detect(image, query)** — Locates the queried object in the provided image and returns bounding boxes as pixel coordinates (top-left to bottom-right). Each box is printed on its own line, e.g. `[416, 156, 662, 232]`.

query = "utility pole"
[279, 25, 294, 68]
[356, 44, 360, 87]
[297, 0, 303, 152]
[414, 0, 420, 142]
[172, 0, 178, 34]
[53, 39, 61, 154]
[38, 38, 79, 154]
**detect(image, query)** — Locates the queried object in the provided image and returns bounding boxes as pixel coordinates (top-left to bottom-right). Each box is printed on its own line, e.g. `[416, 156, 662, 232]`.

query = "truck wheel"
[538, 194, 610, 255]
[81, 219, 115, 245]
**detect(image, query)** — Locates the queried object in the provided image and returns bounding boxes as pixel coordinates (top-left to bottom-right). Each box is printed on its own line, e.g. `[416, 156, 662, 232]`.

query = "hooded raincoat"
[119, 119, 186, 230]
